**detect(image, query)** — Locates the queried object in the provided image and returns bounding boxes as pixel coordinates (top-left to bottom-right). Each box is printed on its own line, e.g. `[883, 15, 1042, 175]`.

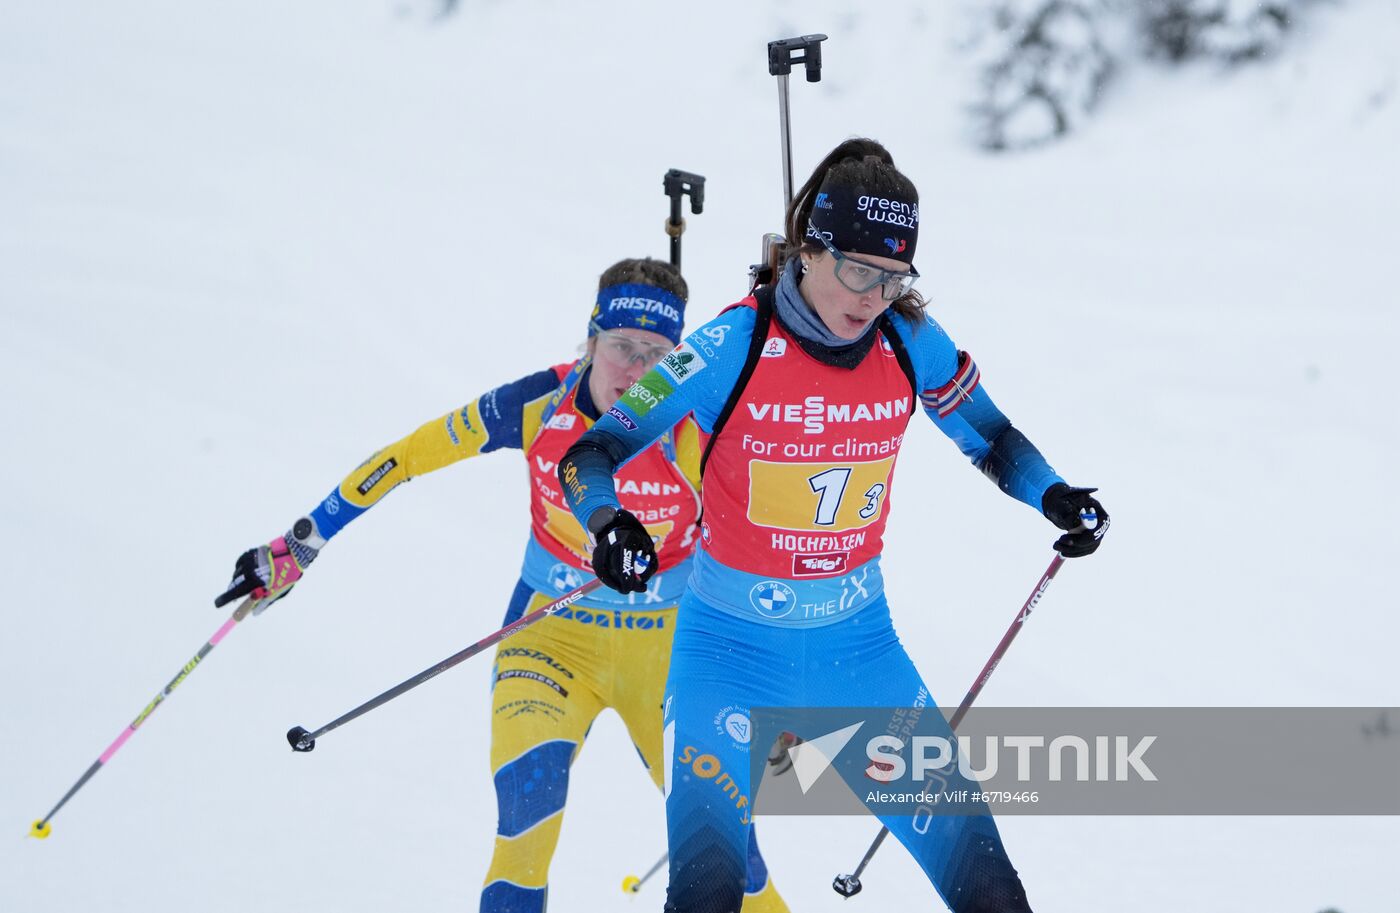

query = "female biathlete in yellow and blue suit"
[559, 143, 1109, 913]
[215, 259, 787, 913]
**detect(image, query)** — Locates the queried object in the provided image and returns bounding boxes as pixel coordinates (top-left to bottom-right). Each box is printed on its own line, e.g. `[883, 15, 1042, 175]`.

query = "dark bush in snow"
[965, 0, 1116, 150]
[1138, 0, 1301, 63]
[964, 0, 1320, 150]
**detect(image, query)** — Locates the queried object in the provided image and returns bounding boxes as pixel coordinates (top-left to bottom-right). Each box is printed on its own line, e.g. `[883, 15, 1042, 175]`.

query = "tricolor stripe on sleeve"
[920, 350, 980, 418]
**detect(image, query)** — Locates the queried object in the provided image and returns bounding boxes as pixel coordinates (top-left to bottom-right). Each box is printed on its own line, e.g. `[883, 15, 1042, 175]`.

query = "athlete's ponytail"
[784, 138, 927, 324]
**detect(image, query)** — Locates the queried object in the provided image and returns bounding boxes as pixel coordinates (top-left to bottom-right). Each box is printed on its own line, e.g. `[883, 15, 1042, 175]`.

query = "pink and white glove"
[214, 517, 325, 612]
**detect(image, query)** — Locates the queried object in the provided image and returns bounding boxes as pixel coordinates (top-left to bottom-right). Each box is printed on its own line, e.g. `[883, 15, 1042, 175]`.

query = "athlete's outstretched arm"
[893, 314, 1064, 511]
[559, 309, 753, 530]
[214, 366, 567, 608]
[308, 368, 563, 541]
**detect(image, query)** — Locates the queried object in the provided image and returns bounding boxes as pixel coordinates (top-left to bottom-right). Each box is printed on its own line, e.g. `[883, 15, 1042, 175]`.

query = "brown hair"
[597, 257, 688, 302]
[783, 138, 927, 324]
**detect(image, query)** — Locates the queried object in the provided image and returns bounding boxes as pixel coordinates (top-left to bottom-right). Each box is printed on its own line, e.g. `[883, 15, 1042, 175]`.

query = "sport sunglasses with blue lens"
[817, 235, 920, 301]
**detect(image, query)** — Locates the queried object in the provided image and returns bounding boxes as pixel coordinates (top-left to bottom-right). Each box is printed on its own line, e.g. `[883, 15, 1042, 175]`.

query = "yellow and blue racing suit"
[301, 359, 786, 913]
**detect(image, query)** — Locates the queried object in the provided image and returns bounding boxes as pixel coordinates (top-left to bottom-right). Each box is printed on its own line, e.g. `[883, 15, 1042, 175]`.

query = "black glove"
[1041, 483, 1109, 558]
[588, 508, 657, 594]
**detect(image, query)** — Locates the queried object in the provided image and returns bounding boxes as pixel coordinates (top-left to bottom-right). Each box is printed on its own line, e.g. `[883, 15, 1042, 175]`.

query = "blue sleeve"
[890, 313, 1064, 511]
[473, 367, 564, 453]
[559, 308, 754, 525]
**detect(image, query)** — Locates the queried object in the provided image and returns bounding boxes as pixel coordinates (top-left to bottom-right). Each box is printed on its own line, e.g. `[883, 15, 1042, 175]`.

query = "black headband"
[805, 181, 919, 264]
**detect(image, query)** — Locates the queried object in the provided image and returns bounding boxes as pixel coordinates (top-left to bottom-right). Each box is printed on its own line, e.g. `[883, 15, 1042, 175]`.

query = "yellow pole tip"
[621, 876, 641, 894]
[29, 820, 52, 839]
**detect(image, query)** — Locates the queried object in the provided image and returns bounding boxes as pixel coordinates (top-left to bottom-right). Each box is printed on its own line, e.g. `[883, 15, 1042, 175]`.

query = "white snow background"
[3, 1, 1398, 911]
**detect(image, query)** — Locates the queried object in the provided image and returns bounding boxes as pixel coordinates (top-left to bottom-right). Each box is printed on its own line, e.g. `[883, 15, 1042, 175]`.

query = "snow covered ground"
[3, 1, 1398, 911]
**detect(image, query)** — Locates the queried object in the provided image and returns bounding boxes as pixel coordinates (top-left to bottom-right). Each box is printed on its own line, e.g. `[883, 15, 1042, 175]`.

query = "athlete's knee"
[480, 880, 547, 913]
[664, 870, 747, 913]
[492, 739, 575, 837]
[936, 827, 1033, 913]
[664, 823, 748, 913]
[953, 878, 1033, 913]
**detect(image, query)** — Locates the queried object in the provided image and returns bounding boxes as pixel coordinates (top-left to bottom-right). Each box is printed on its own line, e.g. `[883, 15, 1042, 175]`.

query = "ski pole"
[663, 168, 705, 270]
[621, 851, 668, 894]
[831, 551, 1070, 896]
[286, 579, 604, 752]
[29, 595, 263, 839]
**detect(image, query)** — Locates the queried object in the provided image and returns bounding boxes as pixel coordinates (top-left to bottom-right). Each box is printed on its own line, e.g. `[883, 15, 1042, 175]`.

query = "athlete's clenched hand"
[1041, 483, 1109, 558]
[587, 508, 657, 594]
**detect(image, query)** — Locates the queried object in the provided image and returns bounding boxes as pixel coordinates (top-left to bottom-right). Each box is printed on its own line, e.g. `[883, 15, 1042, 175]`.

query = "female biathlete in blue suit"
[558, 140, 1109, 913]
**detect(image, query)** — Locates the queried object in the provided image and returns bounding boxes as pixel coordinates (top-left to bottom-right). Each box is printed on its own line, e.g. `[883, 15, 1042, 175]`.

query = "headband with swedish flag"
[589, 283, 686, 345]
